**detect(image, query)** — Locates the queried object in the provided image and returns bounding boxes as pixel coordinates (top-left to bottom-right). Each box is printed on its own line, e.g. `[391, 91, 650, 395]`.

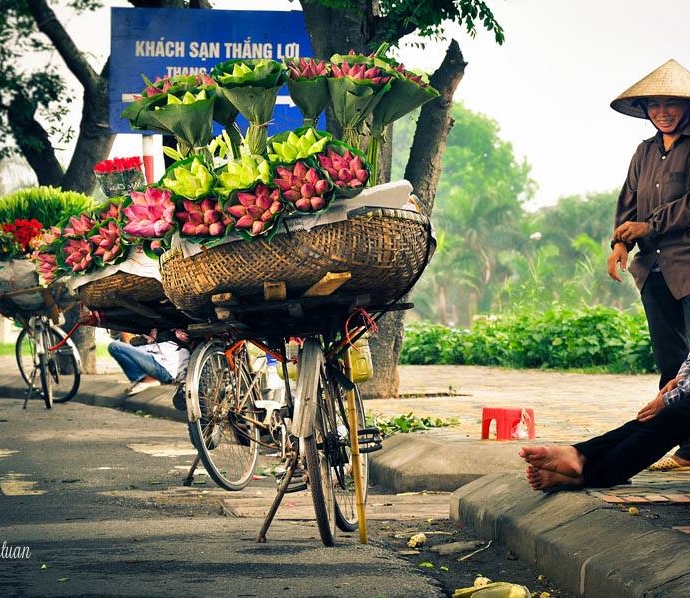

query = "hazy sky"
[59, 0, 690, 209]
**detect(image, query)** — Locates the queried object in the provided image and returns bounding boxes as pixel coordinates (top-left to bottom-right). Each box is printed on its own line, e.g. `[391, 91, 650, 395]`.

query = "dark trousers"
[641, 271, 690, 386]
[640, 271, 690, 459]
[574, 397, 690, 487]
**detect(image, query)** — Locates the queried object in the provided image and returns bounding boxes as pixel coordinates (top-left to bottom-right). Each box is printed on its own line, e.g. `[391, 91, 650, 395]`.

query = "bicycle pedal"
[275, 467, 308, 493]
[358, 427, 383, 453]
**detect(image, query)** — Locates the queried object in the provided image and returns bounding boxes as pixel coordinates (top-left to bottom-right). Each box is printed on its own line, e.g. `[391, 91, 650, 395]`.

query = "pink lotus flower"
[31, 251, 58, 284]
[89, 220, 123, 263]
[63, 214, 96, 237]
[273, 161, 331, 213]
[317, 147, 369, 189]
[62, 238, 93, 273]
[123, 187, 176, 238]
[286, 57, 330, 80]
[99, 201, 122, 221]
[225, 183, 283, 236]
[36, 226, 62, 248]
[176, 198, 230, 237]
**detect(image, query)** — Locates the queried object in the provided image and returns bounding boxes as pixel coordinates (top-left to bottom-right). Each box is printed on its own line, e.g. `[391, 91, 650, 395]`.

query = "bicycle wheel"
[38, 349, 53, 409]
[303, 404, 336, 547]
[15, 327, 38, 388]
[16, 324, 81, 403]
[321, 365, 368, 532]
[45, 325, 81, 403]
[186, 341, 260, 491]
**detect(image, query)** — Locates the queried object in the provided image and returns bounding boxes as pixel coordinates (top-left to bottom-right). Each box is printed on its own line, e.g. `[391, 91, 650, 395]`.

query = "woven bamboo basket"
[78, 272, 165, 310]
[160, 207, 434, 315]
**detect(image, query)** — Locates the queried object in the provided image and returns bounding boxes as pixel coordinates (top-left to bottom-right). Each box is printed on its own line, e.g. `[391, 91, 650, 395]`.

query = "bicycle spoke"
[187, 342, 260, 491]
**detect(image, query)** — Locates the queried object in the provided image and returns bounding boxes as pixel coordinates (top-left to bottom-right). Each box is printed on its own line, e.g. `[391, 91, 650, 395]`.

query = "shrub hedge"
[400, 305, 655, 374]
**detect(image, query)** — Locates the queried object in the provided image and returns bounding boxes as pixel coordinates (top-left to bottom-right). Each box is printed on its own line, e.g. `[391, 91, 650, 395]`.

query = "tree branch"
[404, 39, 467, 216]
[25, 0, 100, 93]
[7, 94, 63, 186]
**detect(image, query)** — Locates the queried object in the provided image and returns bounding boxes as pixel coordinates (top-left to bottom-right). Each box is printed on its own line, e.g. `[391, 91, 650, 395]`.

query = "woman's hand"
[607, 243, 629, 282]
[613, 221, 650, 244]
[637, 393, 665, 422]
[637, 378, 677, 422]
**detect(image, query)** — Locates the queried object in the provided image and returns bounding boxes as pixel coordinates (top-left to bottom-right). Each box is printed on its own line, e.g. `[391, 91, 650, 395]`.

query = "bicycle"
[1, 285, 82, 409]
[163, 203, 435, 546]
[183, 299, 390, 546]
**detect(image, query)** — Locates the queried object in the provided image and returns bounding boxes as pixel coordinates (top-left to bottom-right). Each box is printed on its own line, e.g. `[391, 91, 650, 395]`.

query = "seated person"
[520, 353, 690, 491]
[108, 328, 190, 396]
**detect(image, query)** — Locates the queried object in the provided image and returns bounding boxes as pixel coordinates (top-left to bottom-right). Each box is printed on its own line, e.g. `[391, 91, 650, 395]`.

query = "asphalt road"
[0, 394, 449, 598]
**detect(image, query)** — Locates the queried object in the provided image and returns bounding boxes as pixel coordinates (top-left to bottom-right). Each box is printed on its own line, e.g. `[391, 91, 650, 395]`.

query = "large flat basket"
[78, 272, 165, 310]
[160, 207, 434, 315]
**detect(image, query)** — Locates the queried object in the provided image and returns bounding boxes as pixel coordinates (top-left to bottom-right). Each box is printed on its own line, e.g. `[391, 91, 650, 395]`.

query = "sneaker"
[126, 379, 161, 396]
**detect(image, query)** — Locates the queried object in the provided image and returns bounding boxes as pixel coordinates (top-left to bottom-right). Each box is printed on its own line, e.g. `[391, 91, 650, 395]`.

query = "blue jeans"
[108, 341, 174, 384]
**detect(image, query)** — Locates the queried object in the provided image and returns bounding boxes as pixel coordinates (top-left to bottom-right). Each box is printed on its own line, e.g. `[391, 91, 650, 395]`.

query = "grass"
[0, 343, 14, 357]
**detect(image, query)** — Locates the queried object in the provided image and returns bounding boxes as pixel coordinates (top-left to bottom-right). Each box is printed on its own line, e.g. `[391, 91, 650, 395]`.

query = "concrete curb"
[1, 373, 185, 423]
[451, 473, 690, 597]
[369, 431, 524, 493]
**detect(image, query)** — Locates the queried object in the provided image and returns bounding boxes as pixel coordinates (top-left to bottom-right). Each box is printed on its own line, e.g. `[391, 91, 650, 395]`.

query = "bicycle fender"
[291, 338, 323, 437]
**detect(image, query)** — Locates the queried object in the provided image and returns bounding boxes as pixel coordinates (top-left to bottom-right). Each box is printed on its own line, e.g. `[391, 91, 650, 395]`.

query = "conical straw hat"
[610, 59, 690, 118]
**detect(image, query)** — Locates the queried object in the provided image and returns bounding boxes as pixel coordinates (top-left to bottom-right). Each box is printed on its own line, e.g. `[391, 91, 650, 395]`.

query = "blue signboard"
[110, 8, 314, 136]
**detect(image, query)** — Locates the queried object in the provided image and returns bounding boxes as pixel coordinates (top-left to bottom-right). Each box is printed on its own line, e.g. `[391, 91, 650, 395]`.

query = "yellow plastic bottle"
[277, 339, 299, 381]
[348, 335, 373, 383]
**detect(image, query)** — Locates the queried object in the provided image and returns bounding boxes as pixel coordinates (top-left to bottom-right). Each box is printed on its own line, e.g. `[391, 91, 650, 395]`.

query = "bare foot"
[525, 465, 584, 491]
[519, 445, 584, 478]
[673, 455, 690, 466]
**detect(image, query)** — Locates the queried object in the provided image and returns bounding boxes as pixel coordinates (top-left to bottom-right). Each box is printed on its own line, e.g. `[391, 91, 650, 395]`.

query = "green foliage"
[0, 1, 75, 161]
[393, 103, 537, 324]
[391, 108, 641, 324]
[0, 186, 96, 227]
[400, 306, 655, 374]
[365, 411, 459, 438]
[309, 0, 504, 46]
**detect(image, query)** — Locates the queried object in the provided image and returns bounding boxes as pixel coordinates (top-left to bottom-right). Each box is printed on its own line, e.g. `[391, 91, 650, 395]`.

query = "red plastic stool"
[481, 407, 535, 440]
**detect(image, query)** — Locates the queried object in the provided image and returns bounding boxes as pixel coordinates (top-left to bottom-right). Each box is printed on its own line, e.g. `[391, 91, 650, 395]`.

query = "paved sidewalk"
[3, 356, 690, 596]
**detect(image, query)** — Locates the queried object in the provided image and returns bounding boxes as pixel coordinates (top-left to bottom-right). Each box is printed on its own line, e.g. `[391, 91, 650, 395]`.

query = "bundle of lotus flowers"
[284, 58, 331, 127]
[88, 220, 124, 264]
[122, 187, 176, 239]
[225, 183, 284, 237]
[316, 145, 369, 192]
[215, 155, 272, 198]
[33, 252, 59, 284]
[268, 127, 330, 163]
[273, 160, 332, 213]
[176, 197, 231, 238]
[330, 59, 391, 86]
[162, 156, 215, 200]
[63, 213, 96, 237]
[285, 57, 330, 80]
[61, 238, 94, 273]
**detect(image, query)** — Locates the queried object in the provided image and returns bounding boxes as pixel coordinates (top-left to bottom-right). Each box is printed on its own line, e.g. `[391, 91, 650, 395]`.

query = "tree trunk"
[300, 2, 468, 399]
[62, 61, 115, 195]
[365, 42, 467, 400]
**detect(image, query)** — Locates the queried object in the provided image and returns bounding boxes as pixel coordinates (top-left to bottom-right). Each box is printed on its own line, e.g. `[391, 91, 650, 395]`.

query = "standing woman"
[608, 59, 690, 469]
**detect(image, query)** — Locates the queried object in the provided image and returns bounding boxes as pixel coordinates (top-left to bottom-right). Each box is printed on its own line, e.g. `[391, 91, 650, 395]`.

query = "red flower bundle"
[93, 156, 143, 174]
[1, 218, 43, 253]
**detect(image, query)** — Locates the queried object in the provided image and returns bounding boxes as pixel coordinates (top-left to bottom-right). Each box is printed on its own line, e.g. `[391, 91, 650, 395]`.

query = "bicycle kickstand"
[256, 450, 300, 543]
[182, 454, 201, 487]
[23, 368, 39, 409]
